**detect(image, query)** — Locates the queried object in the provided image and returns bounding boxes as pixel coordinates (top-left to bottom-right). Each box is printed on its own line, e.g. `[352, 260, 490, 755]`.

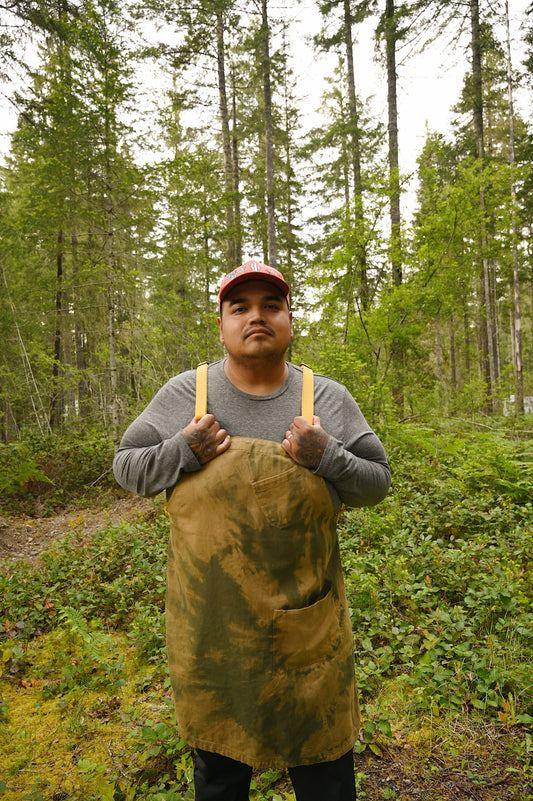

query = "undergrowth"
[0, 430, 116, 516]
[341, 423, 533, 749]
[0, 421, 532, 799]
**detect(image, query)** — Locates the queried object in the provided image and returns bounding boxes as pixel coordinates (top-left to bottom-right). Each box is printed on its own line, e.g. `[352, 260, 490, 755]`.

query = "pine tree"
[1, 0, 153, 437]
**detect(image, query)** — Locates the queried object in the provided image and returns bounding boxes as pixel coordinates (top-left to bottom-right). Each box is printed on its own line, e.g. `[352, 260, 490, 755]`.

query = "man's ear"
[217, 316, 224, 344]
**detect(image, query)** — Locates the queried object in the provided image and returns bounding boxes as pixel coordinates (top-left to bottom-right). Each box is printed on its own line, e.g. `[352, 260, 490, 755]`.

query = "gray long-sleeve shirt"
[113, 360, 391, 511]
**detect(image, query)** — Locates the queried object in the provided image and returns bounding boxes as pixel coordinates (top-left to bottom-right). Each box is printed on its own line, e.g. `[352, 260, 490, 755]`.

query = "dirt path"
[0, 495, 155, 565]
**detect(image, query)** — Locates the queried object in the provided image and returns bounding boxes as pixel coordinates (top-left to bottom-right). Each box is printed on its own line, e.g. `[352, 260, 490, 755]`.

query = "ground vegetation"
[0, 423, 531, 800]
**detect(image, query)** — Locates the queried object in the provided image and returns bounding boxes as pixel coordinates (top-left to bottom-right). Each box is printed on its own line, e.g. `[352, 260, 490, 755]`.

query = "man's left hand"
[282, 416, 329, 469]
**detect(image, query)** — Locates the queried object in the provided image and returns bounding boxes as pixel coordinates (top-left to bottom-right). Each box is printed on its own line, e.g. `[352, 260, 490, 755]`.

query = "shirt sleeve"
[112, 374, 201, 498]
[314, 387, 391, 509]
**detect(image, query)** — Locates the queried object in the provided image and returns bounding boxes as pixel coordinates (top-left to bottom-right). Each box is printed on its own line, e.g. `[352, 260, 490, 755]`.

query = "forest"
[0, 0, 532, 436]
[1, 0, 533, 799]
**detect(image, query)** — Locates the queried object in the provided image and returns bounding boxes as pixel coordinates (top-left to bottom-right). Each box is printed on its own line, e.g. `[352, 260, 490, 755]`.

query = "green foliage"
[122, 712, 195, 800]
[0, 451, 52, 495]
[342, 423, 533, 722]
[40, 607, 126, 696]
[1, 423, 532, 799]
[250, 768, 294, 800]
[0, 512, 168, 642]
[128, 602, 166, 663]
[0, 431, 116, 515]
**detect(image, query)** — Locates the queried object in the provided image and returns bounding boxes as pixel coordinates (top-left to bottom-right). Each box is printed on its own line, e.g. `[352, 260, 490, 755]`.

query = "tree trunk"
[261, 0, 277, 268]
[71, 226, 90, 418]
[50, 229, 65, 428]
[202, 216, 213, 360]
[231, 66, 242, 265]
[463, 300, 471, 378]
[104, 80, 120, 446]
[385, 0, 403, 417]
[108, 279, 119, 443]
[282, 71, 294, 285]
[216, 9, 237, 268]
[450, 317, 457, 390]
[385, 0, 401, 287]
[106, 199, 119, 447]
[343, 0, 361, 201]
[470, 0, 495, 412]
[490, 260, 501, 387]
[504, 0, 524, 414]
[343, 0, 368, 310]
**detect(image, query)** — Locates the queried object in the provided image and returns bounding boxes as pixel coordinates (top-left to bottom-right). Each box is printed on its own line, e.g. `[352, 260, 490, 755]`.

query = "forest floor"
[0, 495, 154, 566]
[1, 497, 531, 801]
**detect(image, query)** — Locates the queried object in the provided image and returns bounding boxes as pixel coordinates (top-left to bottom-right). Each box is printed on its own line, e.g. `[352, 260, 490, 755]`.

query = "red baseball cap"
[218, 260, 290, 310]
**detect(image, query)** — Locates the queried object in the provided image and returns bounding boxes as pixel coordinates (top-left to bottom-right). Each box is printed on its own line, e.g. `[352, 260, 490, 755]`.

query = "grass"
[1, 420, 532, 799]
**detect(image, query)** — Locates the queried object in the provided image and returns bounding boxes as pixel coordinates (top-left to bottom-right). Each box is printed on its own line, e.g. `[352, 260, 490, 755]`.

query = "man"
[113, 260, 390, 801]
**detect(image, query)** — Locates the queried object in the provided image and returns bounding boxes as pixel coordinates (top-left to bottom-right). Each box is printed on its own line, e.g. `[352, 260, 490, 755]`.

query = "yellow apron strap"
[300, 364, 314, 424]
[166, 361, 208, 517]
[300, 362, 341, 518]
[195, 362, 208, 421]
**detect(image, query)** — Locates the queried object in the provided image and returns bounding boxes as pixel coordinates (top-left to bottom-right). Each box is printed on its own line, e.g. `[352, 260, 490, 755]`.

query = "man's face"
[217, 279, 293, 365]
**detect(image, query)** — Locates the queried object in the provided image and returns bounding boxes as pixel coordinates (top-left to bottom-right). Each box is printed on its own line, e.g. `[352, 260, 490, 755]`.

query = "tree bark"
[50, 229, 65, 428]
[504, 0, 524, 414]
[216, 9, 237, 268]
[470, 0, 495, 412]
[103, 61, 120, 447]
[385, 0, 404, 416]
[343, 0, 368, 310]
[231, 65, 242, 265]
[261, 0, 277, 268]
[385, 0, 401, 288]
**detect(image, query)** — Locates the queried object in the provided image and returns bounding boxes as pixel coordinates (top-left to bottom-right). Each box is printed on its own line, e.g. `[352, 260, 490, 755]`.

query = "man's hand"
[282, 415, 329, 469]
[182, 415, 231, 465]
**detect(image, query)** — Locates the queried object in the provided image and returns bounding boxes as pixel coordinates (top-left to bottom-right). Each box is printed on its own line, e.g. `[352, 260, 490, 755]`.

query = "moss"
[0, 630, 174, 801]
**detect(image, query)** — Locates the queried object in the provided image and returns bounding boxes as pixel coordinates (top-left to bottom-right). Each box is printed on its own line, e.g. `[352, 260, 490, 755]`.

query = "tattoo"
[295, 432, 328, 469]
[183, 429, 216, 464]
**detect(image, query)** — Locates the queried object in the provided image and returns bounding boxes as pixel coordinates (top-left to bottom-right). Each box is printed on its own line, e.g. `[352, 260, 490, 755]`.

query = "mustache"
[244, 325, 274, 337]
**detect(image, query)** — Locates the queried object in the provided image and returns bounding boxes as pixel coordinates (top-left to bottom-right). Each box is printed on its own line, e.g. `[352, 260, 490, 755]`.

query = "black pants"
[193, 748, 357, 801]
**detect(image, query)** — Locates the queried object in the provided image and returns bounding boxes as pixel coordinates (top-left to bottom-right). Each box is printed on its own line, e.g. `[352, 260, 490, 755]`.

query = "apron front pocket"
[273, 586, 342, 670]
[251, 464, 305, 529]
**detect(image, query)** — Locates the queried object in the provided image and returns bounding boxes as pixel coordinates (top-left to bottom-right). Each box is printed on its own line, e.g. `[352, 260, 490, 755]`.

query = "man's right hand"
[182, 415, 231, 465]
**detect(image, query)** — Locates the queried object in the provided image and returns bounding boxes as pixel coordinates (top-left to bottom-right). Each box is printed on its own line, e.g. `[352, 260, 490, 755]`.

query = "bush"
[341, 423, 533, 721]
[0, 513, 169, 644]
[0, 430, 117, 515]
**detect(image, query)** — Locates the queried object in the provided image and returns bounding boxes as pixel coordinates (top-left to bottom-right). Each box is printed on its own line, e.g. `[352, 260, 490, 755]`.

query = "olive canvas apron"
[165, 364, 360, 768]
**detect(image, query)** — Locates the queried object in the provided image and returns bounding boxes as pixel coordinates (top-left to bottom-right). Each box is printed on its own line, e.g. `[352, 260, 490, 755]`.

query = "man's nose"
[248, 306, 265, 322]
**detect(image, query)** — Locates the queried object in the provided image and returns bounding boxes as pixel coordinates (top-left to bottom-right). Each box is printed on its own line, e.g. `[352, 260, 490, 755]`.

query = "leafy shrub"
[342, 423, 533, 721]
[0, 513, 169, 644]
[1, 421, 532, 742]
[0, 430, 117, 515]
[39, 607, 126, 696]
[129, 602, 167, 662]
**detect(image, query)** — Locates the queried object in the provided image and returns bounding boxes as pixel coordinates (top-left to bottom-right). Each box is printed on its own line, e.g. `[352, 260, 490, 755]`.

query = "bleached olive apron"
[165, 364, 360, 768]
